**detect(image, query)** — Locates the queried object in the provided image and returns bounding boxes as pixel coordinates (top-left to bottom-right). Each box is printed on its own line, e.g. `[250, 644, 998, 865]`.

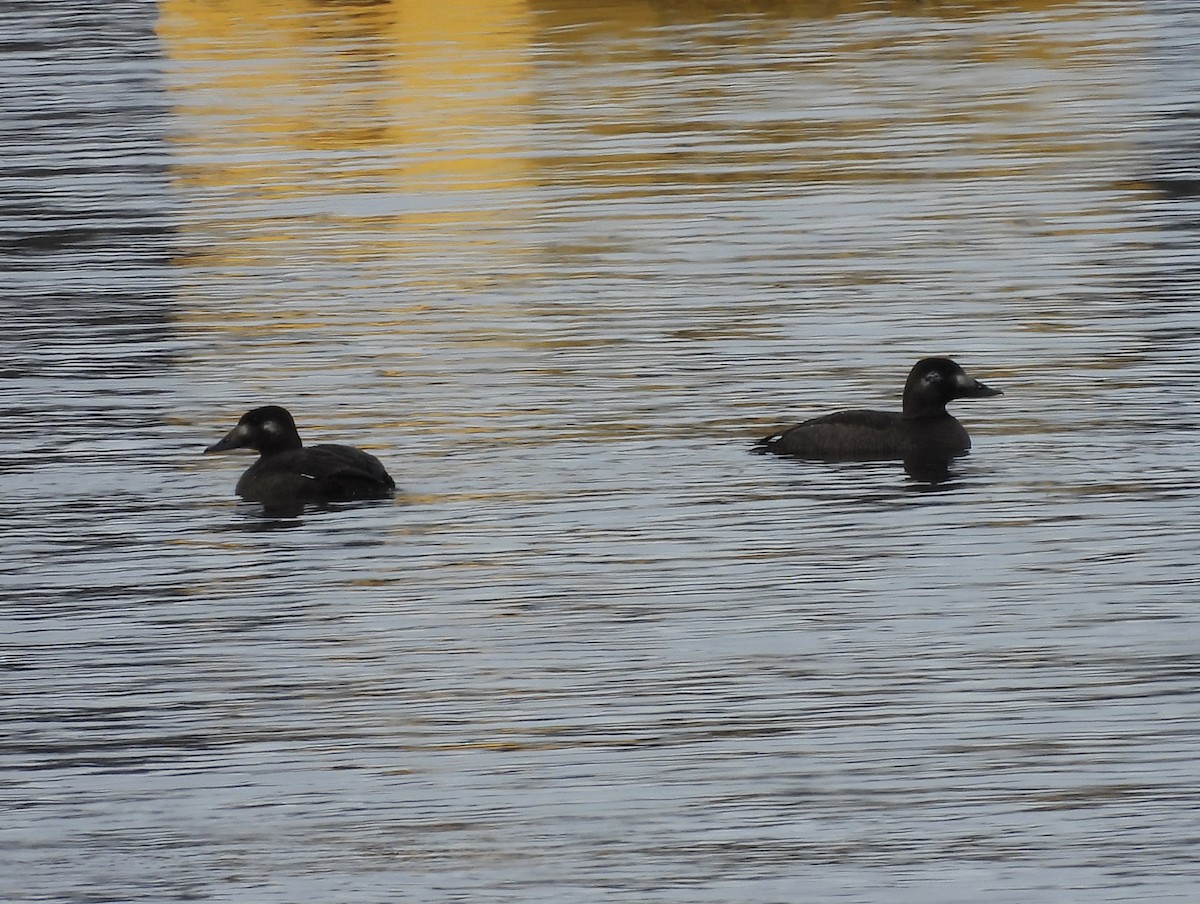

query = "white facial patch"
[263, 420, 283, 434]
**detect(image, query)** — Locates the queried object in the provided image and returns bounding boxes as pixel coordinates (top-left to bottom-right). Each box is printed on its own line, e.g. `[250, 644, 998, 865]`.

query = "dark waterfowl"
[205, 406, 395, 510]
[755, 357, 1001, 463]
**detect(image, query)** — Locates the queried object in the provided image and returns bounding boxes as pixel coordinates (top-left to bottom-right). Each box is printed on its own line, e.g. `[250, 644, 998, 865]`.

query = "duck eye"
[923, 371, 943, 383]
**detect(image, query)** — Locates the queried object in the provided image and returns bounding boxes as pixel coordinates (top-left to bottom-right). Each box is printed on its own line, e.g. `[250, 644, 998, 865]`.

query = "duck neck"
[258, 435, 303, 456]
[902, 400, 950, 420]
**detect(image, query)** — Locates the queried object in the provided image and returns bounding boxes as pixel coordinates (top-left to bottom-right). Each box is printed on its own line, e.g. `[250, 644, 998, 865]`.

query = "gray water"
[3, 0, 1200, 901]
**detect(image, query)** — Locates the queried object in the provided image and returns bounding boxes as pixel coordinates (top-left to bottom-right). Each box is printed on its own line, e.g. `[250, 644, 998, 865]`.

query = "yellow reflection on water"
[158, 0, 536, 280]
[158, 0, 1106, 275]
[534, 0, 1085, 28]
[159, 0, 1132, 348]
[379, 2, 535, 194]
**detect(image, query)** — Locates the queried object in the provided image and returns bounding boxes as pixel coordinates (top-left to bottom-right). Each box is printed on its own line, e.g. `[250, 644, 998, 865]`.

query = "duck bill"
[204, 423, 251, 454]
[963, 379, 1002, 398]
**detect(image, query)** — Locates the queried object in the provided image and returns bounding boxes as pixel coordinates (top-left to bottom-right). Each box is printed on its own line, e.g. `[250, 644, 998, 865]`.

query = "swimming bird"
[205, 405, 395, 510]
[755, 357, 1001, 462]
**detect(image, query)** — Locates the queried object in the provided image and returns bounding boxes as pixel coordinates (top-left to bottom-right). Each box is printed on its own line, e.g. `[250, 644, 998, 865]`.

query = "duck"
[755, 357, 1001, 462]
[205, 406, 395, 510]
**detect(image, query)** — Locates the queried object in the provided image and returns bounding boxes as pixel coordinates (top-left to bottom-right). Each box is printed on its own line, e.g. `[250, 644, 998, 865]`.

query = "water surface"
[3, 1, 1200, 901]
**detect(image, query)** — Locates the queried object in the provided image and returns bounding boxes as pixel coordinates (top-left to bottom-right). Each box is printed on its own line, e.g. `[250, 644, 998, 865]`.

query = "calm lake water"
[3, 0, 1200, 901]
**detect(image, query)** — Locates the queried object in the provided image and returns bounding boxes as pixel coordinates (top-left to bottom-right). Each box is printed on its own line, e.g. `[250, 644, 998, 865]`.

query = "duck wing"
[755, 409, 905, 460]
[300, 444, 396, 496]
